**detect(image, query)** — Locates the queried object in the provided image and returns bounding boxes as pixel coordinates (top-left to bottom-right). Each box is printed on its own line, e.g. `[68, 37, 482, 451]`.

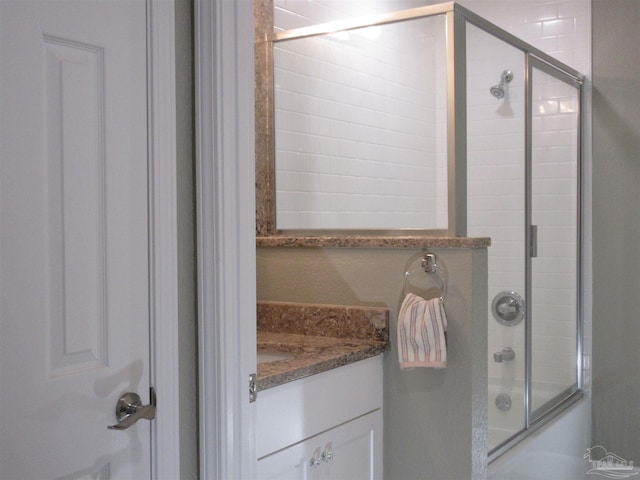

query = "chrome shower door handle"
[108, 390, 156, 430]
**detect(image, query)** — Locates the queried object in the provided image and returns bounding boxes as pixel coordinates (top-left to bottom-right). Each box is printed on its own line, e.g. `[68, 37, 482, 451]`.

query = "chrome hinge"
[249, 373, 257, 403]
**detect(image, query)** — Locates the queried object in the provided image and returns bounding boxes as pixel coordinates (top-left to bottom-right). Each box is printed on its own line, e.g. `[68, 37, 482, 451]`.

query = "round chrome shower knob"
[492, 291, 525, 326]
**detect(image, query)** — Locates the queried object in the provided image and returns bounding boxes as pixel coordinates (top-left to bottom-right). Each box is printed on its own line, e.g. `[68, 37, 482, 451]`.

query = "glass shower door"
[465, 22, 527, 451]
[528, 58, 581, 420]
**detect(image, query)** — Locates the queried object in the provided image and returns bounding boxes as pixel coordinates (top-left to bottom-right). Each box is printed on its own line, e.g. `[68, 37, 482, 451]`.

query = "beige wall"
[592, 0, 640, 462]
[257, 246, 488, 479]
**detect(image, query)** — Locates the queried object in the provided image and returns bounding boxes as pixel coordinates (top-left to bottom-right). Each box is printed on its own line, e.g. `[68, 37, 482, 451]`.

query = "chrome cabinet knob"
[108, 391, 156, 430]
[321, 449, 333, 463]
[309, 456, 321, 469]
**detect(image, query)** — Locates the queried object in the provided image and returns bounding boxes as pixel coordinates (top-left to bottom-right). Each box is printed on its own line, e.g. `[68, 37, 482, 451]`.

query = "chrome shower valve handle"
[492, 291, 525, 326]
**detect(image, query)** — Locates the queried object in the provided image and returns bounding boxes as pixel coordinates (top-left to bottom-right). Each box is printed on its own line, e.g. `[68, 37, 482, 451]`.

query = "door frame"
[195, 0, 257, 478]
[147, 0, 181, 477]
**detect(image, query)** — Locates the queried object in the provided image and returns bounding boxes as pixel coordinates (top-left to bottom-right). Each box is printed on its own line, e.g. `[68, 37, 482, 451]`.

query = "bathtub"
[489, 380, 549, 451]
[488, 388, 591, 480]
[489, 385, 524, 452]
[489, 380, 584, 451]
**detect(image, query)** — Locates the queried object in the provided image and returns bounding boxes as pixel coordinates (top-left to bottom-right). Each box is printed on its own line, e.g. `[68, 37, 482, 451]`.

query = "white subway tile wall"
[273, 14, 448, 229]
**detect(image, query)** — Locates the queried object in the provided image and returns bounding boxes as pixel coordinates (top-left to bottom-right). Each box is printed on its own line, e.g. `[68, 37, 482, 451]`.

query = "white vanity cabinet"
[257, 356, 383, 480]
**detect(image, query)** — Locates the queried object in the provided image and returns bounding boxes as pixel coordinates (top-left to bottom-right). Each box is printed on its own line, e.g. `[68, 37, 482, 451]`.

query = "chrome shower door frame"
[525, 54, 584, 426]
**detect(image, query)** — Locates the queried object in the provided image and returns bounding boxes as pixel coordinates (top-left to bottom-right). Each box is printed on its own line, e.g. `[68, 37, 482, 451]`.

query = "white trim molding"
[195, 0, 257, 478]
[147, 0, 181, 478]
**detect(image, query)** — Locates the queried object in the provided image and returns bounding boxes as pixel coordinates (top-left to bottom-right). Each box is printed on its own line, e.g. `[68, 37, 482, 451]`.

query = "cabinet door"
[257, 410, 382, 480]
[321, 410, 383, 480]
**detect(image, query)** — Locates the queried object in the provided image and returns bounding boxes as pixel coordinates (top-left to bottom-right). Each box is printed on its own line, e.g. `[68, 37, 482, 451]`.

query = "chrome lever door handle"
[108, 391, 156, 430]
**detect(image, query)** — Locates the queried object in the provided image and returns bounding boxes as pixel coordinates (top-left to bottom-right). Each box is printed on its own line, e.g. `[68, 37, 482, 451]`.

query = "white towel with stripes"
[397, 293, 448, 369]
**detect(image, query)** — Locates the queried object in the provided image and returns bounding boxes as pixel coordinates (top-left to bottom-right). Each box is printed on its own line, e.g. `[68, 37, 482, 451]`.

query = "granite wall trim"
[257, 235, 490, 249]
[255, 0, 275, 235]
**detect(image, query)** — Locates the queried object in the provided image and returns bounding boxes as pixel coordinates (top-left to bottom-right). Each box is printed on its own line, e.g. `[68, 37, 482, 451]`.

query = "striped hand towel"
[397, 293, 448, 369]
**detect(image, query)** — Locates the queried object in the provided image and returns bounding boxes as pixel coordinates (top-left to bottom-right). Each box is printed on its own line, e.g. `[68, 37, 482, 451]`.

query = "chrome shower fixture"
[490, 69, 513, 99]
[493, 347, 515, 363]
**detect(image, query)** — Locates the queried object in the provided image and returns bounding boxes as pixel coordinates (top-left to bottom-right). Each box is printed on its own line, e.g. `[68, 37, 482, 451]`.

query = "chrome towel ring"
[403, 253, 448, 301]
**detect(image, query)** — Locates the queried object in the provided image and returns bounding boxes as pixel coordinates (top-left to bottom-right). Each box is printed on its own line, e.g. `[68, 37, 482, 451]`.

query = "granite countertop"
[257, 331, 388, 391]
[256, 301, 390, 391]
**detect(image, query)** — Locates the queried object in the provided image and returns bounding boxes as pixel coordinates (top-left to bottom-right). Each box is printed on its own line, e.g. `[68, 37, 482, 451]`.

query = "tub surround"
[257, 235, 490, 249]
[257, 301, 389, 391]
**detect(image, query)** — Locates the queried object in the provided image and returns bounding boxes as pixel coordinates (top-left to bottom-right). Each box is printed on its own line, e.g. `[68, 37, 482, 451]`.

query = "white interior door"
[0, 1, 152, 478]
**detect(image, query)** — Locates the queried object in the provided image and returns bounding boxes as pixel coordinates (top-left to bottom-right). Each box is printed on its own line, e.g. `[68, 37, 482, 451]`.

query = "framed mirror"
[256, 9, 465, 237]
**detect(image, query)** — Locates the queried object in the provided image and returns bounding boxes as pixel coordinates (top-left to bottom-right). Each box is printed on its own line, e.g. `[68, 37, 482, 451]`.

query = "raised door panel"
[44, 35, 108, 376]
